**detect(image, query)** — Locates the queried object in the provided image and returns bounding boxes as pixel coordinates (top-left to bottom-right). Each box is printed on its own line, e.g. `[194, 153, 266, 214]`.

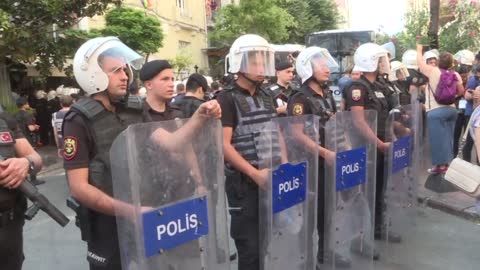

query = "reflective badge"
[63, 136, 77, 160]
[375, 91, 385, 98]
[352, 89, 362, 101]
[0, 132, 13, 144]
[292, 103, 304, 115]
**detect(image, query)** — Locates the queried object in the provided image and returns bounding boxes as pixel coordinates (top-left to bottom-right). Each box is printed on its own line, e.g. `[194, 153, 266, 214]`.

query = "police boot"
[350, 238, 379, 261]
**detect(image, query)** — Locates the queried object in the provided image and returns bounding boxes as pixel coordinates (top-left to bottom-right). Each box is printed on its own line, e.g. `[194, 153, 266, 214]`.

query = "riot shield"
[259, 115, 319, 270]
[379, 104, 420, 267]
[323, 110, 377, 270]
[109, 119, 230, 270]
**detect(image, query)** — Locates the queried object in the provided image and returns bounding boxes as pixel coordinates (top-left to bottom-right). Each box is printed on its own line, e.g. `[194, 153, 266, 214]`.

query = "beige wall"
[84, 0, 209, 79]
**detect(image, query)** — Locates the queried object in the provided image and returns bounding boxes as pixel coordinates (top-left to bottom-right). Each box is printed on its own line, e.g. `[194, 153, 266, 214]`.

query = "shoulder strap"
[71, 98, 105, 120]
[126, 95, 144, 110]
[457, 114, 475, 158]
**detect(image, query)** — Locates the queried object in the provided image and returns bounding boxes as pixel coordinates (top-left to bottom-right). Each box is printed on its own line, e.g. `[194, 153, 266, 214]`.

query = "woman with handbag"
[416, 43, 465, 174]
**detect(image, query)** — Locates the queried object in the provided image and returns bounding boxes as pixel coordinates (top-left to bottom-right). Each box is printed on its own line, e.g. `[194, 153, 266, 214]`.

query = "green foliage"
[275, 0, 340, 44]
[209, 0, 295, 46]
[170, 52, 193, 80]
[395, 7, 431, 55]
[438, 1, 480, 53]
[0, 0, 121, 77]
[102, 7, 164, 57]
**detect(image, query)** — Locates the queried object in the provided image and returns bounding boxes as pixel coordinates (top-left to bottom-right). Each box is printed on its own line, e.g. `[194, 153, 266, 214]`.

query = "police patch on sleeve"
[292, 103, 304, 115]
[352, 89, 362, 101]
[63, 136, 77, 160]
[0, 132, 13, 144]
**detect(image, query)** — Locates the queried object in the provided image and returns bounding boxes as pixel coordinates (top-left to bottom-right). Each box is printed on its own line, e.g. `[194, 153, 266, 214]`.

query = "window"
[176, 0, 186, 10]
[178, 41, 190, 51]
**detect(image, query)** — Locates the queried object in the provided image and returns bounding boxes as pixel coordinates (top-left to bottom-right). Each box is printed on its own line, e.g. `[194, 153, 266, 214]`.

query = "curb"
[417, 195, 480, 223]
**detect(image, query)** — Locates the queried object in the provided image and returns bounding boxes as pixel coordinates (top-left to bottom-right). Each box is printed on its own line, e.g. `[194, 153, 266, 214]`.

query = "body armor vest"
[64, 96, 143, 196]
[350, 77, 390, 139]
[296, 86, 336, 125]
[0, 116, 20, 205]
[229, 87, 281, 168]
[174, 97, 204, 118]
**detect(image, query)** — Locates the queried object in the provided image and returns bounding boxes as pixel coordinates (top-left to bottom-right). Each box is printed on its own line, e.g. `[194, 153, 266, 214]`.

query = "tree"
[428, 0, 440, 48]
[102, 7, 164, 62]
[438, 0, 480, 53]
[395, 7, 431, 56]
[275, 0, 340, 44]
[170, 52, 193, 80]
[209, 0, 295, 46]
[0, 0, 120, 107]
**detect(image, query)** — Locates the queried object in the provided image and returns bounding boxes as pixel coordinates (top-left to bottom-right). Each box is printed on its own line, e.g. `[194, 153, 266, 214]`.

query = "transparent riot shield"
[109, 119, 229, 270]
[379, 104, 420, 267]
[323, 110, 377, 270]
[259, 115, 319, 270]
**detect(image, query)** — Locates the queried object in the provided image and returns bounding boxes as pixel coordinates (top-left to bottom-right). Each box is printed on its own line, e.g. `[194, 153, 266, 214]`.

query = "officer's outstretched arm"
[351, 106, 389, 152]
[223, 126, 268, 188]
[151, 100, 221, 152]
[67, 168, 135, 219]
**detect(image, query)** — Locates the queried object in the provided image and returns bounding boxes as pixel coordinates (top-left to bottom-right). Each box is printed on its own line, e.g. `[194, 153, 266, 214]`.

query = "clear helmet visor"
[310, 51, 340, 73]
[239, 50, 275, 77]
[390, 66, 410, 81]
[97, 44, 144, 73]
[377, 55, 391, 75]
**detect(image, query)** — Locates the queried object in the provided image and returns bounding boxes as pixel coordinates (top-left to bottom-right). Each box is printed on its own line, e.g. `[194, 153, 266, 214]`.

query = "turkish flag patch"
[0, 132, 13, 143]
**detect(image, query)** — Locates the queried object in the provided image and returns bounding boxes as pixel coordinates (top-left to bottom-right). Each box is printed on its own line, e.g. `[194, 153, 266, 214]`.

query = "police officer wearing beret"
[344, 43, 401, 245]
[268, 61, 295, 116]
[287, 47, 352, 267]
[0, 105, 43, 270]
[216, 34, 280, 270]
[139, 60, 185, 121]
[63, 37, 147, 269]
[171, 73, 209, 118]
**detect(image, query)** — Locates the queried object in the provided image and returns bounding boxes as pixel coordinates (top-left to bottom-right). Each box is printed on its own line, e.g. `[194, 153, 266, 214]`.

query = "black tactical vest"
[0, 117, 20, 206]
[173, 96, 204, 118]
[229, 87, 281, 168]
[350, 77, 389, 139]
[295, 86, 336, 125]
[64, 96, 143, 196]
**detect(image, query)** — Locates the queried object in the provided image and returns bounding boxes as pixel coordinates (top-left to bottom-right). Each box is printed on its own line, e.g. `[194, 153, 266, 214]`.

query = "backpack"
[432, 69, 458, 105]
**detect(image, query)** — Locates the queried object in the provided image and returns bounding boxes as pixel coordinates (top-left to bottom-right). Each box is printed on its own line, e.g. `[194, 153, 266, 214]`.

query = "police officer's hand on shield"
[194, 100, 222, 119]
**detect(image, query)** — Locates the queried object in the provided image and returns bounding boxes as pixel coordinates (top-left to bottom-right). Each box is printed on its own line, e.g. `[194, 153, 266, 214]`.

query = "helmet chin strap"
[240, 73, 263, 88]
[311, 77, 329, 90]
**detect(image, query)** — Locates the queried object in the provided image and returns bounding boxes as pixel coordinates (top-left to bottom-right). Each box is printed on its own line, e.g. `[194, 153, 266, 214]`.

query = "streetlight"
[194, 65, 199, 73]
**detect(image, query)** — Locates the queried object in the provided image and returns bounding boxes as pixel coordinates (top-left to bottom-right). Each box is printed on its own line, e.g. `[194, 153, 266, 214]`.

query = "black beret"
[139, 60, 172, 81]
[186, 73, 209, 91]
[275, 61, 293, 71]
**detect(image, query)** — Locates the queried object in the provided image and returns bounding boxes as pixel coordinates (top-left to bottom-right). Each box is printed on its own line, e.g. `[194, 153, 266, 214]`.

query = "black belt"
[0, 208, 15, 228]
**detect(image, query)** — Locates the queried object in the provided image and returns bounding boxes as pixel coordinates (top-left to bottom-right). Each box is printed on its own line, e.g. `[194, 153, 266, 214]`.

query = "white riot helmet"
[402, 50, 418, 69]
[73, 37, 144, 96]
[295, 46, 338, 84]
[454, 49, 475, 66]
[228, 34, 275, 77]
[424, 49, 439, 63]
[35, 90, 47, 99]
[353, 43, 390, 74]
[389, 61, 410, 82]
[47, 90, 57, 101]
[382, 42, 396, 60]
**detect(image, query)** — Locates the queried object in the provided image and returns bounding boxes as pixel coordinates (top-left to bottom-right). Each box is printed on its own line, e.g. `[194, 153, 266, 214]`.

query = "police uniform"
[62, 96, 143, 270]
[267, 83, 293, 115]
[287, 85, 338, 264]
[171, 96, 204, 118]
[216, 83, 279, 270]
[143, 101, 184, 122]
[0, 112, 27, 270]
[344, 75, 390, 236]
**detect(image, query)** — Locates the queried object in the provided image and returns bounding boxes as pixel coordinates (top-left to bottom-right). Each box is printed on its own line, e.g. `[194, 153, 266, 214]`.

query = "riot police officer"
[287, 47, 353, 267]
[345, 43, 402, 244]
[268, 61, 295, 116]
[216, 34, 278, 270]
[62, 37, 146, 270]
[0, 105, 42, 270]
